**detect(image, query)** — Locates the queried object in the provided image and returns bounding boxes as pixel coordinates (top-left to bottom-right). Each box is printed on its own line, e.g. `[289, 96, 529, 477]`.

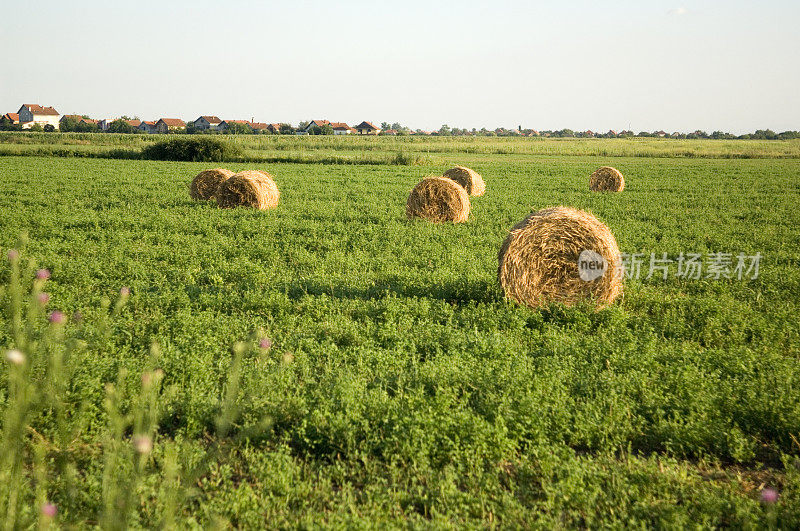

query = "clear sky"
[2, 0, 798, 133]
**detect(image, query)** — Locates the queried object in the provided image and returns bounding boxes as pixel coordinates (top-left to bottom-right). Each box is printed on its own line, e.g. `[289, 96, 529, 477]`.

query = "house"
[18, 104, 60, 129]
[126, 119, 142, 128]
[138, 121, 157, 134]
[353, 121, 380, 135]
[382, 129, 398, 136]
[302, 120, 330, 133]
[249, 122, 269, 132]
[193, 115, 223, 131]
[655, 130, 667, 138]
[266, 123, 283, 134]
[81, 118, 98, 126]
[155, 118, 186, 133]
[2, 113, 20, 125]
[584, 130, 595, 138]
[607, 130, 617, 137]
[98, 119, 112, 131]
[330, 122, 353, 135]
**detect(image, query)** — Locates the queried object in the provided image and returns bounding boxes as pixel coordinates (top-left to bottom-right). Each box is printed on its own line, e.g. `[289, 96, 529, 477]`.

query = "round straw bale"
[498, 206, 622, 309]
[406, 176, 470, 223]
[443, 165, 486, 196]
[216, 170, 280, 210]
[589, 166, 625, 192]
[189, 168, 234, 200]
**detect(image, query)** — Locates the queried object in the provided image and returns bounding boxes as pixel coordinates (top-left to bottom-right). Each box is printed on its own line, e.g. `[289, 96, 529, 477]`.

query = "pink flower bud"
[41, 503, 57, 518]
[36, 269, 50, 280]
[49, 311, 65, 324]
[7, 249, 19, 261]
[259, 338, 273, 350]
[37, 293, 50, 306]
[760, 488, 779, 504]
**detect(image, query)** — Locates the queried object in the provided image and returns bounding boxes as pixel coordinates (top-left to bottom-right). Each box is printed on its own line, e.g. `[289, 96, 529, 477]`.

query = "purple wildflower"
[49, 311, 65, 324]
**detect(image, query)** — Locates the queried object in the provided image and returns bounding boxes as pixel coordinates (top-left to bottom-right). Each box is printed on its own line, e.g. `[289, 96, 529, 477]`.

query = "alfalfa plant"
[0, 242, 272, 527]
[0, 242, 174, 528]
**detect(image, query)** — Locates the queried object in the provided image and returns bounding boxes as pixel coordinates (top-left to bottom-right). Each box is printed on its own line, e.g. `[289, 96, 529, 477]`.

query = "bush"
[141, 137, 242, 162]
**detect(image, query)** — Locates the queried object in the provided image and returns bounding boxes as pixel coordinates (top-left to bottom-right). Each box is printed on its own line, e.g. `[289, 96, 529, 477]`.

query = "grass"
[3, 131, 800, 162]
[1, 143, 799, 527]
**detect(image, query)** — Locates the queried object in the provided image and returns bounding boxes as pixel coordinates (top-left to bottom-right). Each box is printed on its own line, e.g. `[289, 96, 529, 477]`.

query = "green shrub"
[140, 137, 242, 162]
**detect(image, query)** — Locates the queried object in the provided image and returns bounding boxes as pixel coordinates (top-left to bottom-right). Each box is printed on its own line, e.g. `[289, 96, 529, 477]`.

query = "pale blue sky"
[2, 0, 798, 133]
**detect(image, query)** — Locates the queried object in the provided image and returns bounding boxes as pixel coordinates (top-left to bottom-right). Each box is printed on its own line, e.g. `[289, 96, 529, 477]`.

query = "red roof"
[141, 121, 156, 126]
[126, 119, 142, 127]
[199, 115, 222, 124]
[4, 113, 20, 122]
[310, 120, 330, 127]
[250, 122, 269, 130]
[81, 118, 98, 124]
[157, 118, 186, 127]
[330, 122, 352, 130]
[61, 114, 83, 120]
[24, 104, 59, 116]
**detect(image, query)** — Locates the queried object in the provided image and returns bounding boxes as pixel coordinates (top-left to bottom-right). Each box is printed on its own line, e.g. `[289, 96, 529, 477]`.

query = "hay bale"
[406, 176, 470, 223]
[189, 168, 234, 200]
[498, 206, 622, 309]
[443, 166, 486, 196]
[589, 166, 625, 192]
[216, 170, 280, 210]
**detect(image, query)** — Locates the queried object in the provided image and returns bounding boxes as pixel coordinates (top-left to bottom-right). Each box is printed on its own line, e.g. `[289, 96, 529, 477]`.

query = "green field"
[2, 136, 800, 527]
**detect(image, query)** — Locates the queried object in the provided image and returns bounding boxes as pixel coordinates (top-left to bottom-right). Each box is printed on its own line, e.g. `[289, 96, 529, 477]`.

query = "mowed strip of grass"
[1, 154, 800, 527]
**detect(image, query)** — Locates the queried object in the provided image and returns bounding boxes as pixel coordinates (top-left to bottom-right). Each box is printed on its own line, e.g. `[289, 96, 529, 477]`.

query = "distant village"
[2, 104, 798, 140]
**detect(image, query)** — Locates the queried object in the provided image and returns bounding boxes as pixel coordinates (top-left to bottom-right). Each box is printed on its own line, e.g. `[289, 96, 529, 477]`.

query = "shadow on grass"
[283, 276, 502, 305]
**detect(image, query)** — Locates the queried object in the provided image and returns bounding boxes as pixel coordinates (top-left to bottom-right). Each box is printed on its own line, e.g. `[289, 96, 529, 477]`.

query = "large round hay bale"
[443, 166, 486, 196]
[498, 206, 622, 309]
[216, 170, 280, 210]
[189, 168, 234, 200]
[589, 166, 625, 192]
[406, 176, 470, 223]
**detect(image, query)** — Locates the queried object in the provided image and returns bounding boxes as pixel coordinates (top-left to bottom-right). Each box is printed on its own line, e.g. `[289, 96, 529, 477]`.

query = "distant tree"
[438, 124, 452, 136]
[279, 123, 294, 135]
[185, 121, 199, 134]
[0, 117, 21, 131]
[43, 124, 56, 132]
[75, 121, 99, 133]
[752, 129, 777, 140]
[308, 125, 322, 135]
[778, 130, 800, 139]
[108, 119, 135, 134]
[59, 116, 80, 132]
[320, 123, 334, 135]
[29, 123, 44, 132]
[224, 122, 252, 135]
[297, 121, 310, 132]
